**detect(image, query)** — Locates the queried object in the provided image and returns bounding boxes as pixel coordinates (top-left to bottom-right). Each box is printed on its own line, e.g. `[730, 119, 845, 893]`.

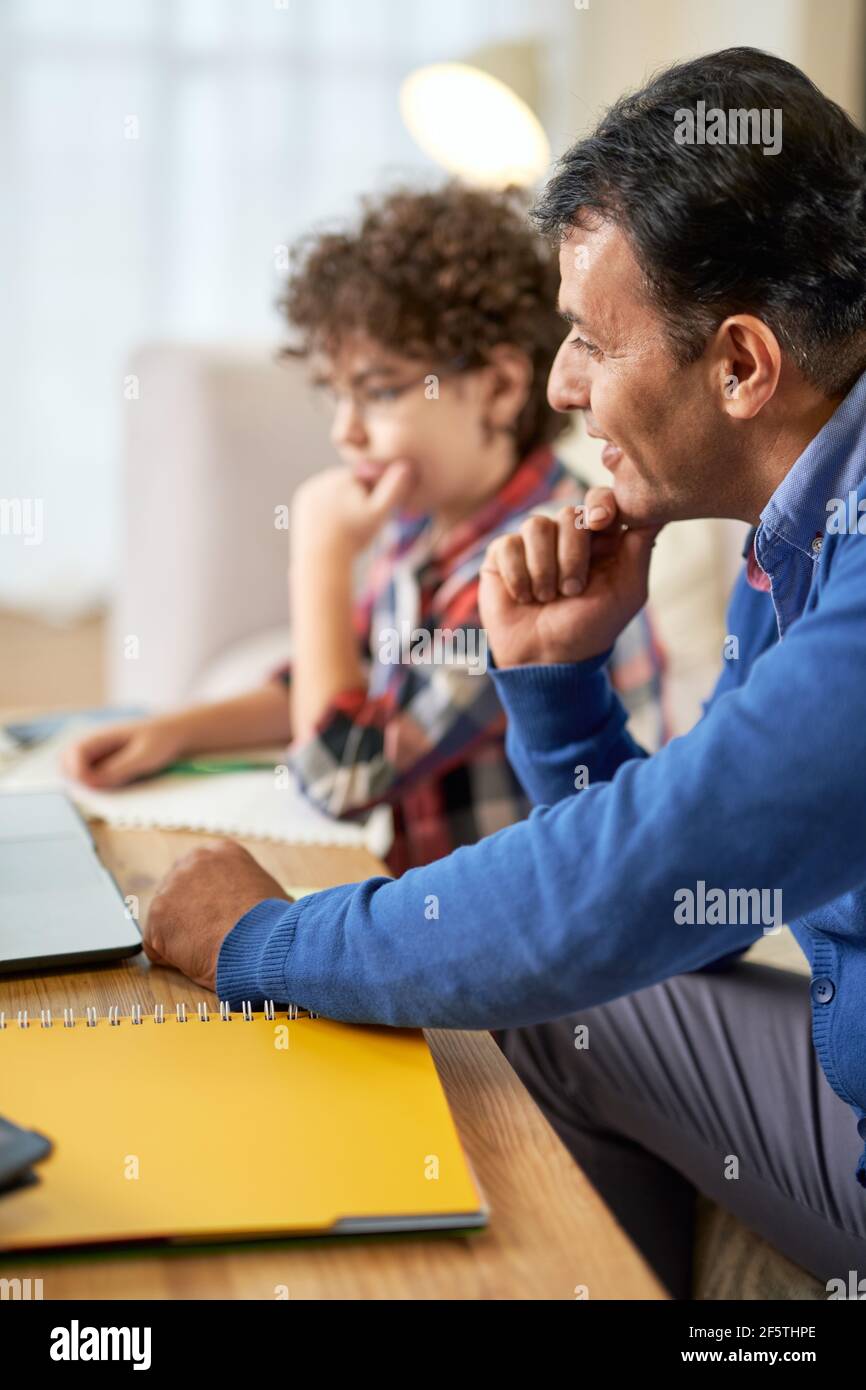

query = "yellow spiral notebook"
[0, 1004, 487, 1252]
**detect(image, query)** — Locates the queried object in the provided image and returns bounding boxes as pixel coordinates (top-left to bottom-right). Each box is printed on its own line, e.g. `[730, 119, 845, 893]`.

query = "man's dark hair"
[533, 48, 866, 396]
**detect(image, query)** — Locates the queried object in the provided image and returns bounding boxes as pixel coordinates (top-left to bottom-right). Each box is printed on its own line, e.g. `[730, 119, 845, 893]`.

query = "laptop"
[0, 791, 142, 973]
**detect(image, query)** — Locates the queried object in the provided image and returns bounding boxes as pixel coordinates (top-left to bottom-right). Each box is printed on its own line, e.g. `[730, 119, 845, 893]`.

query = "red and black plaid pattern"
[277, 447, 666, 873]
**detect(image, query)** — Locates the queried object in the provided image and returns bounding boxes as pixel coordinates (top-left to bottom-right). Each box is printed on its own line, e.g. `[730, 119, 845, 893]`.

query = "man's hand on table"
[144, 840, 291, 992]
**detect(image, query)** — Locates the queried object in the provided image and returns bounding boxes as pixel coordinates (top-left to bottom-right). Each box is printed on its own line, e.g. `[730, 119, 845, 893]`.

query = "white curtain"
[0, 0, 562, 615]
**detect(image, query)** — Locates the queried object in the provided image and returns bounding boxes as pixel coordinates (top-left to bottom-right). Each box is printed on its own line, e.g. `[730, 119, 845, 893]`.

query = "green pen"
[165, 757, 278, 776]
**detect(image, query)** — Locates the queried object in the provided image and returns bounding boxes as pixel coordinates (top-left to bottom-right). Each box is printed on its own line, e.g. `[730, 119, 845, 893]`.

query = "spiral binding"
[0, 1000, 319, 1030]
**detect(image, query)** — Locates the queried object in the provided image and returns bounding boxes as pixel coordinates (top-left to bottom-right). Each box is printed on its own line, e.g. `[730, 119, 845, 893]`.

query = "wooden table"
[0, 821, 666, 1300]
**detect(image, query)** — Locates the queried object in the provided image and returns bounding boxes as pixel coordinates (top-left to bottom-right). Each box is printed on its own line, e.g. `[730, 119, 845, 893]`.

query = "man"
[143, 49, 866, 1298]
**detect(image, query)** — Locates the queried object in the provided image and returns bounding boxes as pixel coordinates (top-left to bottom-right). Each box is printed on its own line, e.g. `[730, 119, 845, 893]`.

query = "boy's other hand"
[479, 488, 660, 669]
[144, 840, 292, 992]
[61, 718, 187, 789]
[292, 460, 415, 553]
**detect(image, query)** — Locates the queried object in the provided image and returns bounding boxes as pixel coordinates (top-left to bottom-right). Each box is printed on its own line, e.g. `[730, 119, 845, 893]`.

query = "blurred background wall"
[1, 0, 864, 707]
[0, 0, 567, 619]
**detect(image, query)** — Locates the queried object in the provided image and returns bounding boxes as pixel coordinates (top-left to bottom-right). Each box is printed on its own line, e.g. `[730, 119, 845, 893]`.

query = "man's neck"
[737, 391, 845, 525]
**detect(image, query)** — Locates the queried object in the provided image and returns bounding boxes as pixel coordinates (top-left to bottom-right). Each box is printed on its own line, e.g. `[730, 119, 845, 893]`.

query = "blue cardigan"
[218, 371, 866, 1190]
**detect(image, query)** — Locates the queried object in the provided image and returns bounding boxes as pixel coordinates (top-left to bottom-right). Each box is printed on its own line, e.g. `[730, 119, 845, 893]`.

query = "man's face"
[548, 220, 732, 526]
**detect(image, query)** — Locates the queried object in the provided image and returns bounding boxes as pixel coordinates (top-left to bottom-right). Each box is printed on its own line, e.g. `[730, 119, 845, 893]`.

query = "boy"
[65, 183, 663, 872]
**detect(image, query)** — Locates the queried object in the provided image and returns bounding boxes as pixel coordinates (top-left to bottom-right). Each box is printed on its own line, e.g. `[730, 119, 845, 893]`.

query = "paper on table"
[0, 721, 393, 857]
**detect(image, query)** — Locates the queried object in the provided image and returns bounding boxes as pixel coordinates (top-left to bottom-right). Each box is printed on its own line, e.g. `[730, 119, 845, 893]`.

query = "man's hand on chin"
[144, 840, 292, 992]
[479, 486, 661, 669]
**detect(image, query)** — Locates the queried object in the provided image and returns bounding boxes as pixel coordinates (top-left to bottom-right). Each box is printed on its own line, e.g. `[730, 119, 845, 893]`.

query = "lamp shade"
[400, 46, 551, 188]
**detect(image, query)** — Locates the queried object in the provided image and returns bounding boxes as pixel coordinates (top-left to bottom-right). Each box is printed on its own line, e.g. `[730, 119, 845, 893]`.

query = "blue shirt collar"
[760, 368, 866, 558]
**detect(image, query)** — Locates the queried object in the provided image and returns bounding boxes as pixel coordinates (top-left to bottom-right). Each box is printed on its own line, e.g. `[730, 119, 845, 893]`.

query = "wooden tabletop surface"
[0, 819, 666, 1300]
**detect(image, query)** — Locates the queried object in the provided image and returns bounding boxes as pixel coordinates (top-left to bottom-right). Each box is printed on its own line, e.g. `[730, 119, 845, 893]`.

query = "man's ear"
[714, 315, 782, 420]
[482, 345, 533, 430]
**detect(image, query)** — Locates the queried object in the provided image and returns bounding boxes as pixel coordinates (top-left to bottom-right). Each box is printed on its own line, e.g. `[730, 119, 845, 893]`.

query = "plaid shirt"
[279, 446, 665, 874]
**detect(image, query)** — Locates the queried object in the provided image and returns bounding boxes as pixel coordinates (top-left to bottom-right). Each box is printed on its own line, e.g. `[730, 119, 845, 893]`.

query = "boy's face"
[310, 335, 521, 522]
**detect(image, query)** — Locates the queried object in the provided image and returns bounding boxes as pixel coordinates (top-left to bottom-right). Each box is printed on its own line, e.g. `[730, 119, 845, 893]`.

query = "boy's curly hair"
[278, 181, 570, 457]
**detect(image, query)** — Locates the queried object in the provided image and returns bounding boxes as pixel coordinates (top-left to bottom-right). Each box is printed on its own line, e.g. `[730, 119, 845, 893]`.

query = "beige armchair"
[109, 343, 331, 709]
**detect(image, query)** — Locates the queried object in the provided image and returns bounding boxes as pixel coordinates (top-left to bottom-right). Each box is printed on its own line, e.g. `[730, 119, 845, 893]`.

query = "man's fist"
[144, 840, 291, 992]
[479, 487, 660, 669]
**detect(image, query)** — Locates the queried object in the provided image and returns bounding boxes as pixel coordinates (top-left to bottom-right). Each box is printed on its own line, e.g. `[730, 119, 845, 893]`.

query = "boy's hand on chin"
[292, 460, 415, 553]
[479, 488, 661, 669]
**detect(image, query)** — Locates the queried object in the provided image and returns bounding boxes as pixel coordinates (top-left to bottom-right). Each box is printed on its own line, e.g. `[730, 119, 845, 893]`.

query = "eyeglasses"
[310, 358, 468, 422]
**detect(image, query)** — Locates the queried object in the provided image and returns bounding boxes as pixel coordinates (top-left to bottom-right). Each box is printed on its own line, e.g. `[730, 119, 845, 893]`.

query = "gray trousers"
[500, 962, 866, 1299]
